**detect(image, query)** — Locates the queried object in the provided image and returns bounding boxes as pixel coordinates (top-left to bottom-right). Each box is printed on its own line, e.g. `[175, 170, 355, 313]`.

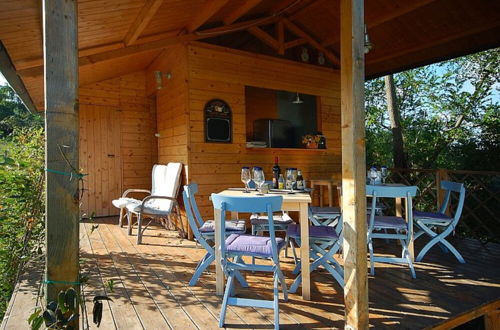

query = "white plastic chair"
[112, 163, 183, 244]
[414, 180, 466, 263]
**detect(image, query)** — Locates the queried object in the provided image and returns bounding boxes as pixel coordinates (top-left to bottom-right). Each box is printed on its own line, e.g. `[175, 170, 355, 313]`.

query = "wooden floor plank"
[7, 216, 500, 330]
[84, 222, 145, 330]
[95, 222, 172, 329]
[80, 224, 117, 329]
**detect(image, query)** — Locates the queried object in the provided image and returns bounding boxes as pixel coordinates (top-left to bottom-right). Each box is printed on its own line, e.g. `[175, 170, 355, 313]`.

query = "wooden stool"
[310, 179, 336, 207]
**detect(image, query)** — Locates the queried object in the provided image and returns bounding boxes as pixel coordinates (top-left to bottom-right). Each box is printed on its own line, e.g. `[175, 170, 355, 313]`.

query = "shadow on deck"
[3, 216, 499, 329]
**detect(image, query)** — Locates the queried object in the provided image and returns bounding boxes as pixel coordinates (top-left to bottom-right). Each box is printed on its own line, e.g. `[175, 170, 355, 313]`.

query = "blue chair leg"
[273, 272, 280, 330]
[233, 256, 249, 288]
[189, 252, 213, 286]
[219, 272, 235, 328]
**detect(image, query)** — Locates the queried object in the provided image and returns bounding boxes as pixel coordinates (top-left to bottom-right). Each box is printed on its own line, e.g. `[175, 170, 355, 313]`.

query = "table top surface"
[216, 188, 312, 203]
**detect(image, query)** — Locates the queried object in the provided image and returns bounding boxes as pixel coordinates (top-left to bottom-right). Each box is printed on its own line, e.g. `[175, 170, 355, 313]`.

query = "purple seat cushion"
[250, 213, 294, 225]
[369, 216, 407, 230]
[225, 234, 285, 257]
[287, 224, 339, 240]
[310, 206, 341, 215]
[199, 220, 246, 233]
[413, 210, 453, 222]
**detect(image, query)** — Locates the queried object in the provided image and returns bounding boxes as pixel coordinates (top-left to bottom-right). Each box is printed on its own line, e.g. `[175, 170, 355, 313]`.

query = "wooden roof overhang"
[0, 0, 499, 111]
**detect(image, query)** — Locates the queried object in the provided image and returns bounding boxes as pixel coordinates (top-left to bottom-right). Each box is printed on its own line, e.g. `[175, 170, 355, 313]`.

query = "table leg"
[214, 208, 224, 295]
[299, 202, 311, 300]
[405, 201, 415, 262]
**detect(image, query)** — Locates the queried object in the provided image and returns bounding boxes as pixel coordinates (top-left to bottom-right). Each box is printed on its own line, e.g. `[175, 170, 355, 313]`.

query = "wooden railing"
[388, 168, 500, 243]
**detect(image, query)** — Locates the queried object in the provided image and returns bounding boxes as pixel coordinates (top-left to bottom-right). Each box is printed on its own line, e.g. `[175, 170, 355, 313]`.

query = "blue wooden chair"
[414, 180, 466, 263]
[211, 194, 288, 330]
[367, 184, 418, 278]
[286, 217, 344, 293]
[183, 184, 247, 286]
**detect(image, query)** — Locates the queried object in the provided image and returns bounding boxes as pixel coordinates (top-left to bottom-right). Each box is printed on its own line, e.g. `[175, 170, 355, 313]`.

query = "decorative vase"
[306, 142, 318, 149]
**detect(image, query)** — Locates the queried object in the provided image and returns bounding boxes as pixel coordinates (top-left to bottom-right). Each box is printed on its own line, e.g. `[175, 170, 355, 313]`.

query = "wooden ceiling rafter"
[277, 20, 285, 55]
[123, 0, 165, 46]
[16, 16, 280, 77]
[321, 0, 438, 47]
[247, 26, 280, 51]
[281, 18, 340, 66]
[223, 0, 263, 25]
[185, 0, 231, 33]
[288, 0, 327, 21]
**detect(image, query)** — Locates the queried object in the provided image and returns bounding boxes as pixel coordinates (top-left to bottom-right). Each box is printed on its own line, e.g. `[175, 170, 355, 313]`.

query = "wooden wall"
[184, 42, 342, 217]
[79, 71, 157, 217]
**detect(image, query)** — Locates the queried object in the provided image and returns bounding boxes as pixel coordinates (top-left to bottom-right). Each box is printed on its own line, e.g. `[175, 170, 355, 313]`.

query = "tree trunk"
[384, 74, 407, 168]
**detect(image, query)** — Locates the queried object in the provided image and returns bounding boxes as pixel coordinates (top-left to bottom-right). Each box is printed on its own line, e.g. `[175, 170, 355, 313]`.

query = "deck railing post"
[340, 0, 369, 328]
[43, 0, 80, 306]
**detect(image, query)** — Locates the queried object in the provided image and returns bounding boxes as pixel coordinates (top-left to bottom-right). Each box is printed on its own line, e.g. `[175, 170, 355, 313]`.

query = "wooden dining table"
[213, 189, 313, 300]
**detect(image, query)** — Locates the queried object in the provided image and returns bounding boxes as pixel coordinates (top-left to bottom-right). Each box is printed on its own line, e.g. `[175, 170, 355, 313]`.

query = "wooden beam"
[322, 0, 437, 47]
[223, 0, 263, 25]
[284, 38, 307, 49]
[277, 21, 285, 55]
[282, 18, 340, 66]
[340, 0, 369, 328]
[124, 0, 164, 46]
[288, 0, 327, 21]
[367, 20, 500, 65]
[17, 16, 280, 77]
[247, 26, 280, 51]
[0, 41, 37, 112]
[43, 0, 80, 303]
[186, 0, 230, 33]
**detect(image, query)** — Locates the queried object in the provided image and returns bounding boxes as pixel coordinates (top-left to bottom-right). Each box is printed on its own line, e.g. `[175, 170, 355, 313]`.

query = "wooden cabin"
[1, 0, 499, 328]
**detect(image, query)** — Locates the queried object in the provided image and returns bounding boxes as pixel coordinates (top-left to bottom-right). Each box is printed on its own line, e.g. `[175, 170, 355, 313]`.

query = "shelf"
[246, 147, 328, 153]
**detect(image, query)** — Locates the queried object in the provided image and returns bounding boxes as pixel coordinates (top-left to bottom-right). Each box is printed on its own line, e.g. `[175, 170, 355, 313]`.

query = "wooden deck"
[3, 217, 500, 329]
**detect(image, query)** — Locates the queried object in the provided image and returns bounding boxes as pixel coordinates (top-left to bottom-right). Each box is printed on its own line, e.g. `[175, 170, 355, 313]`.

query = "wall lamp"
[154, 70, 172, 90]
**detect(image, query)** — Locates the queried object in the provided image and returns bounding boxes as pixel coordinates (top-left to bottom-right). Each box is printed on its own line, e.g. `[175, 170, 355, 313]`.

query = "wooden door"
[79, 104, 122, 217]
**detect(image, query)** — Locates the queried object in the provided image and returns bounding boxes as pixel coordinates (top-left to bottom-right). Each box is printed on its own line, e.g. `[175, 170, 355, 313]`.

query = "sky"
[0, 73, 5, 85]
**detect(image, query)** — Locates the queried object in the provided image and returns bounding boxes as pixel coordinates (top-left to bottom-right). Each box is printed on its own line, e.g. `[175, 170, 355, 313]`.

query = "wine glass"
[288, 168, 297, 194]
[369, 166, 378, 185]
[381, 166, 388, 185]
[253, 167, 265, 195]
[241, 167, 251, 193]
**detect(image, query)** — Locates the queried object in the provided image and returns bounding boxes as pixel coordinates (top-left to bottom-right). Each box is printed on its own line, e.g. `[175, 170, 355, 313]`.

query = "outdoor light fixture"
[364, 24, 373, 54]
[154, 70, 172, 90]
[292, 92, 303, 104]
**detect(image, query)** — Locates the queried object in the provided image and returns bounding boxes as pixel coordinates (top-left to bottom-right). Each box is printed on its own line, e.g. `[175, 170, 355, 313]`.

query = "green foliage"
[28, 288, 79, 330]
[365, 48, 500, 171]
[0, 84, 44, 320]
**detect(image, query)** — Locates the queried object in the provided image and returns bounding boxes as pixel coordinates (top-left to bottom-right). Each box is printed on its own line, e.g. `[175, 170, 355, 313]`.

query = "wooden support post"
[484, 308, 500, 330]
[43, 0, 80, 303]
[340, 0, 369, 328]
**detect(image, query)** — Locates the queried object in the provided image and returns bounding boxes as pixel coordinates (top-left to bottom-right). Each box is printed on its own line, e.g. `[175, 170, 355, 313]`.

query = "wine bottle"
[272, 156, 281, 189]
[296, 169, 304, 190]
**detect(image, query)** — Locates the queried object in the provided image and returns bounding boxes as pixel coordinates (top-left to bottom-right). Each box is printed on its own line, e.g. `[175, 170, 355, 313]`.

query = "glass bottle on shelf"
[278, 174, 285, 189]
[296, 169, 304, 190]
[272, 156, 281, 189]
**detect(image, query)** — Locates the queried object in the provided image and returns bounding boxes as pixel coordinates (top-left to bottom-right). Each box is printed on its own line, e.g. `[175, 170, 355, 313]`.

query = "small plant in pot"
[302, 134, 321, 149]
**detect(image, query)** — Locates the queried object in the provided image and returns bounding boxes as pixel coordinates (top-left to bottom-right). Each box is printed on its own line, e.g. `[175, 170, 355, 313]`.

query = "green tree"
[365, 48, 500, 171]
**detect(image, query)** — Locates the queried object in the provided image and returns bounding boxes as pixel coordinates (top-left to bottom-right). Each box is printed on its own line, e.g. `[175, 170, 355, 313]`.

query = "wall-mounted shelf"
[246, 147, 327, 153]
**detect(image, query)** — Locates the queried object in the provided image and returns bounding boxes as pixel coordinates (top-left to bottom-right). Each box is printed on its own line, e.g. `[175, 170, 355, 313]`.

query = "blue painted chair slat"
[414, 180, 466, 263]
[211, 193, 287, 330]
[366, 184, 418, 278]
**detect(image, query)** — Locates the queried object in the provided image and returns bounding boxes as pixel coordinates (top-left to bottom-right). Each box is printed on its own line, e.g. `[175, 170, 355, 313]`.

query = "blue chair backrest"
[440, 181, 466, 224]
[183, 184, 213, 253]
[211, 194, 283, 262]
[366, 185, 417, 234]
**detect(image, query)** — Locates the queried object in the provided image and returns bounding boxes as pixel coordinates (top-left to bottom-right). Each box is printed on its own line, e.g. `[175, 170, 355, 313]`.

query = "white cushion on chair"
[126, 200, 173, 215]
[112, 197, 139, 209]
[148, 163, 182, 211]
